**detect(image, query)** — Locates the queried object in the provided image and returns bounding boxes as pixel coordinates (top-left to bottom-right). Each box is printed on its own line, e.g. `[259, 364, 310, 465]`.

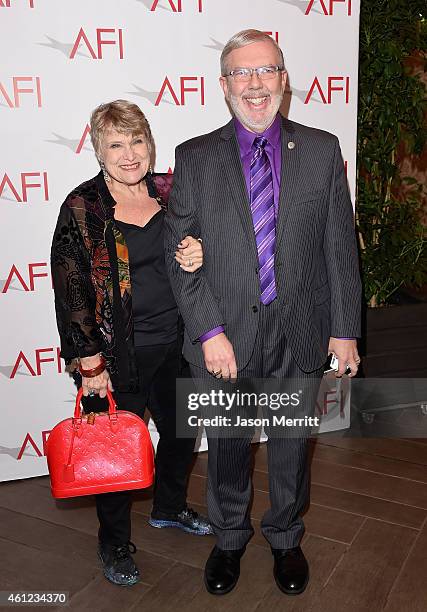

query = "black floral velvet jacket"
[51, 170, 173, 392]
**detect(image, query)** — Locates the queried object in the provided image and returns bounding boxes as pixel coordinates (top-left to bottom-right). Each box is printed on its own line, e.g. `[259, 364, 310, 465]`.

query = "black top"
[115, 211, 178, 347]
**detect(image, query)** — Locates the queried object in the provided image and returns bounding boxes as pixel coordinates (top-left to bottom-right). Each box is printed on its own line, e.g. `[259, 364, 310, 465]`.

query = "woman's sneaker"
[98, 540, 141, 586]
[149, 507, 213, 536]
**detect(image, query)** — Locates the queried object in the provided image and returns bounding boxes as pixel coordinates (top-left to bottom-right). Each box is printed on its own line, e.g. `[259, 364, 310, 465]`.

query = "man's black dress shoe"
[272, 546, 309, 595]
[204, 545, 246, 595]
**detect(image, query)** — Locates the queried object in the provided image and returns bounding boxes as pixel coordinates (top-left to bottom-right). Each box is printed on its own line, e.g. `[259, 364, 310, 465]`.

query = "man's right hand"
[202, 333, 237, 381]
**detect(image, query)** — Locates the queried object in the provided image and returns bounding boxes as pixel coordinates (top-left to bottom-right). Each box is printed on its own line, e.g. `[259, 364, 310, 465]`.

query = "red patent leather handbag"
[46, 388, 154, 498]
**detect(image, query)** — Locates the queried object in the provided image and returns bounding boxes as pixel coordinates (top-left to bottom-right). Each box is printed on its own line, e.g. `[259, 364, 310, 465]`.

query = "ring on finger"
[88, 389, 96, 397]
[187, 259, 193, 267]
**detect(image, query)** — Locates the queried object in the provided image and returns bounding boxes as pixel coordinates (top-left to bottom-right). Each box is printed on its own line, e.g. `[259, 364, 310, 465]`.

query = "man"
[164, 29, 361, 596]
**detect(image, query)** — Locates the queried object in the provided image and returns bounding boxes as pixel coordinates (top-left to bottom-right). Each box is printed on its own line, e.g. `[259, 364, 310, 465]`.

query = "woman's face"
[100, 126, 150, 186]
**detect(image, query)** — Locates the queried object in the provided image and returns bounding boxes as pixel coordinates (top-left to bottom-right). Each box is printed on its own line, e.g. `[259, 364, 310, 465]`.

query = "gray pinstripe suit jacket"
[164, 115, 362, 373]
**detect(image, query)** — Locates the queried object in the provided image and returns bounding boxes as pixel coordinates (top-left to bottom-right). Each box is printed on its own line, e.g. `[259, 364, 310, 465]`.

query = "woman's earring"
[149, 164, 153, 175]
[100, 160, 110, 182]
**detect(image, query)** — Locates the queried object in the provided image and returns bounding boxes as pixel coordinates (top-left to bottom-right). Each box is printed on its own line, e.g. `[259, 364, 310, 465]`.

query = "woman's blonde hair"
[90, 99, 153, 158]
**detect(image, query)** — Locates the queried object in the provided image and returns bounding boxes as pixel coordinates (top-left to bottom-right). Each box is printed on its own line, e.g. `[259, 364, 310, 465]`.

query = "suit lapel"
[276, 116, 301, 250]
[218, 120, 258, 259]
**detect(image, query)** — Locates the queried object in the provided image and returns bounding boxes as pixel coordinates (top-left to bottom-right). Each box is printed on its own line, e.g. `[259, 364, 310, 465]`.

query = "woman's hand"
[80, 354, 113, 398]
[175, 235, 203, 272]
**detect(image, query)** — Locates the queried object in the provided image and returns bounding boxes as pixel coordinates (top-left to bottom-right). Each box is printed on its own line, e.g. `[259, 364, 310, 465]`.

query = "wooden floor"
[1, 437, 427, 611]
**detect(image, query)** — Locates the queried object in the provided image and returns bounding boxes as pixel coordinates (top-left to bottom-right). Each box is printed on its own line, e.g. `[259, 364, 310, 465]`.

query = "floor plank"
[58, 573, 151, 612]
[384, 518, 427, 612]
[310, 483, 426, 529]
[0, 480, 99, 536]
[310, 460, 427, 509]
[0, 536, 95, 594]
[130, 562, 204, 612]
[303, 519, 417, 612]
[311, 443, 427, 484]
[316, 437, 427, 465]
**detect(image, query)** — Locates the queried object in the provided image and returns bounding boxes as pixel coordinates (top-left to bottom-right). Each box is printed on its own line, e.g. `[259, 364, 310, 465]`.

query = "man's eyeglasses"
[223, 65, 284, 82]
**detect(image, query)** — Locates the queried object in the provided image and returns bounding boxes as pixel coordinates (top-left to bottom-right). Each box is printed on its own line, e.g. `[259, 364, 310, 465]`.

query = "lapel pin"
[288, 141, 295, 150]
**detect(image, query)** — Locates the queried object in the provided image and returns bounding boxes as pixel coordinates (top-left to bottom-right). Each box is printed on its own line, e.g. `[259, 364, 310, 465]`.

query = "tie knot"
[253, 136, 268, 151]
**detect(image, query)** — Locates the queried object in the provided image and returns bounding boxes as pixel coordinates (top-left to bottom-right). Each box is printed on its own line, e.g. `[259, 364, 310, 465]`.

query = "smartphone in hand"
[324, 353, 351, 375]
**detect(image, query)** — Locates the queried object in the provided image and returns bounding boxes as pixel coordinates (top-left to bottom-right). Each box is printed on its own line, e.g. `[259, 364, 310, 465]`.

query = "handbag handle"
[73, 388, 117, 419]
[64, 388, 119, 480]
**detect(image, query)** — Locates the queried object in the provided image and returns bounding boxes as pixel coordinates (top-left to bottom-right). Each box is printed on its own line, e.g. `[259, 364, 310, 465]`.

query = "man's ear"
[281, 71, 288, 93]
[219, 76, 228, 98]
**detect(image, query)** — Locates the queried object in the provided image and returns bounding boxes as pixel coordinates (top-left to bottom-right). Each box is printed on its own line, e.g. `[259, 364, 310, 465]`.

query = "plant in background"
[357, 0, 427, 307]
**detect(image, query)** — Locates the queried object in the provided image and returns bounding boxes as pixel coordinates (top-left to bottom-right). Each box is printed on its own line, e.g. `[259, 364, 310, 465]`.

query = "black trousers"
[190, 300, 324, 550]
[91, 341, 196, 546]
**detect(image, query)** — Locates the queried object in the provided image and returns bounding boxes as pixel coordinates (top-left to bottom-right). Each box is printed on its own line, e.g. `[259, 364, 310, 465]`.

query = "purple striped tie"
[250, 136, 277, 305]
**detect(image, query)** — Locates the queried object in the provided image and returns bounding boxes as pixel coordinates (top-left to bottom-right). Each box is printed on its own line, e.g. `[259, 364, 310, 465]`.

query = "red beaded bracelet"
[78, 355, 106, 378]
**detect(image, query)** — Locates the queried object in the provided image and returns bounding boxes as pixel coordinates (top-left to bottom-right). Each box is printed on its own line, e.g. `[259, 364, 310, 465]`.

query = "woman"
[51, 100, 210, 587]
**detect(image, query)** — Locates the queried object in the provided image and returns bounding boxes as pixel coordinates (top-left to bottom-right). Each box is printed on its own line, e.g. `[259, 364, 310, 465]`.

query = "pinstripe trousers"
[190, 299, 324, 550]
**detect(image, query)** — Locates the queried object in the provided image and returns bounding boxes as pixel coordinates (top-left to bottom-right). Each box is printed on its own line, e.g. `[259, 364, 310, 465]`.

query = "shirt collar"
[234, 113, 282, 157]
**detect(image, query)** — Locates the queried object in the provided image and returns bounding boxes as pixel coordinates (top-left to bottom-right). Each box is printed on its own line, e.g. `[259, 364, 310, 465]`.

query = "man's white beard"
[229, 93, 283, 133]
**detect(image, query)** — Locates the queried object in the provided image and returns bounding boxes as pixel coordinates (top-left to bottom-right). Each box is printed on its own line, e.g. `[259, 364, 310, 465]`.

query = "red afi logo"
[306, 0, 352, 15]
[17, 430, 51, 460]
[0, 172, 49, 202]
[69, 28, 124, 59]
[1, 263, 49, 294]
[0, 77, 42, 108]
[304, 76, 350, 104]
[10, 347, 62, 379]
[155, 77, 205, 106]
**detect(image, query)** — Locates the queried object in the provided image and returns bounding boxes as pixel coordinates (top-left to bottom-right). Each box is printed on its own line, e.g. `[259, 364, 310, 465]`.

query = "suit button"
[252, 305, 258, 313]
[255, 267, 259, 275]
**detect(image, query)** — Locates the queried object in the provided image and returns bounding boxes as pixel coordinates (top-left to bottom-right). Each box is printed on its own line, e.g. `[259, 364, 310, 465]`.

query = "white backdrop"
[0, 0, 359, 481]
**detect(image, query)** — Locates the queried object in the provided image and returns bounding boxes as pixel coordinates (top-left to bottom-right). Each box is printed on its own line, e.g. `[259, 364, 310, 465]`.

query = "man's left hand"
[328, 338, 360, 377]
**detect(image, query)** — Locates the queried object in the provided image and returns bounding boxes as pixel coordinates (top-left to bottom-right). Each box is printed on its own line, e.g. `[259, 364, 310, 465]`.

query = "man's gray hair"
[220, 29, 285, 75]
